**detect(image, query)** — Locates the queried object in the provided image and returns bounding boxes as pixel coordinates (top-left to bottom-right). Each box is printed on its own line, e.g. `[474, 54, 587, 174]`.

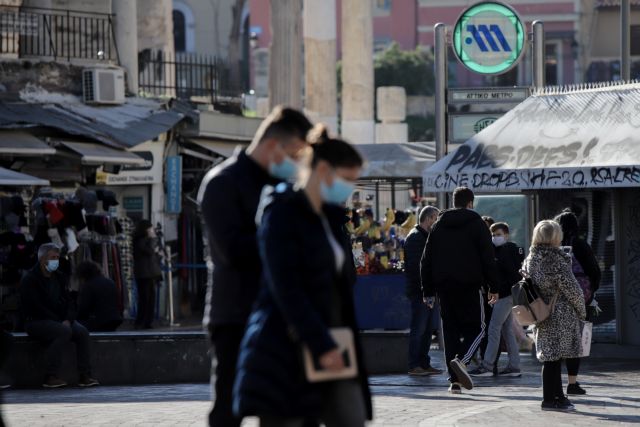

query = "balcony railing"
[0, 6, 118, 62]
[138, 50, 245, 106]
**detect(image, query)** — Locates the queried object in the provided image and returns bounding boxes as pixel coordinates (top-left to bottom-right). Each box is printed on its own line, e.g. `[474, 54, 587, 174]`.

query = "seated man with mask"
[20, 243, 99, 388]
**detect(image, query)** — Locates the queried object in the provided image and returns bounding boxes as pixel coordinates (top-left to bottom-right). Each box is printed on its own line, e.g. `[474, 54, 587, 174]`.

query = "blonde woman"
[522, 220, 586, 412]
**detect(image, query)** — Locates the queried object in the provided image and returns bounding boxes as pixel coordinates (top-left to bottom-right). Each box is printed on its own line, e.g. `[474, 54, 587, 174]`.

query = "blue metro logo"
[465, 25, 512, 52]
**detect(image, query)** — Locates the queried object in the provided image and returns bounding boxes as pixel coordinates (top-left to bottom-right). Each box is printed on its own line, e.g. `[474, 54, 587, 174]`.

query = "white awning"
[424, 82, 640, 192]
[188, 139, 246, 159]
[60, 141, 146, 165]
[0, 167, 49, 186]
[0, 131, 56, 156]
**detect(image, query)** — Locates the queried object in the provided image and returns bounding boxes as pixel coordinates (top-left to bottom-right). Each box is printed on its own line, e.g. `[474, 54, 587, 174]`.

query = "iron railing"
[138, 50, 244, 105]
[0, 6, 118, 62]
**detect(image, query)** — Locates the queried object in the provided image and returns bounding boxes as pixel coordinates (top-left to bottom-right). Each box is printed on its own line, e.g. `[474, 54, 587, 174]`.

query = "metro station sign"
[452, 1, 526, 75]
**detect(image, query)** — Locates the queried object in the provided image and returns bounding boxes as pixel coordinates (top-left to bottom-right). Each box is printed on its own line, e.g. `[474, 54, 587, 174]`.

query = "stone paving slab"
[2, 353, 639, 426]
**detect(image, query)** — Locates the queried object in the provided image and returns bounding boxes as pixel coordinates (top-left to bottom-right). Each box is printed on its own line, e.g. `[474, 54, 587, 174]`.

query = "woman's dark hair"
[307, 124, 363, 169]
[554, 208, 579, 239]
[75, 260, 102, 283]
[133, 219, 153, 242]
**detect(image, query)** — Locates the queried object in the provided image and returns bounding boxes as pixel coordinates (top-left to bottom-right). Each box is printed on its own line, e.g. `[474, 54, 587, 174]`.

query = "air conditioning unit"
[82, 68, 125, 105]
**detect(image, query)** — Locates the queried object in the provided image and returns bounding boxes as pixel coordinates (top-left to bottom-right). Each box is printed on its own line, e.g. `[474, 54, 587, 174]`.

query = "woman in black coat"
[233, 125, 372, 426]
[132, 220, 162, 329]
[554, 209, 601, 396]
[75, 261, 123, 332]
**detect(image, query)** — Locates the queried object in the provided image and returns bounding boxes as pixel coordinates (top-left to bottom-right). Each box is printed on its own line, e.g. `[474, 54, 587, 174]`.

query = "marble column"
[303, 0, 338, 133]
[113, 0, 139, 93]
[269, 0, 303, 109]
[341, 0, 375, 143]
[376, 86, 408, 143]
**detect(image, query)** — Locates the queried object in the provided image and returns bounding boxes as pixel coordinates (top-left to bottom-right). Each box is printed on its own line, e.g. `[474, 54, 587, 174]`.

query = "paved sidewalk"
[2, 352, 639, 426]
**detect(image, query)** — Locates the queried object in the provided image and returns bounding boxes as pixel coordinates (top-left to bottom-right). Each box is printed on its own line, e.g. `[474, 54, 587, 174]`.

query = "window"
[631, 25, 640, 56]
[173, 10, 186, 53]
[545, 41, 562, 86]
[373, 0, 391, 16]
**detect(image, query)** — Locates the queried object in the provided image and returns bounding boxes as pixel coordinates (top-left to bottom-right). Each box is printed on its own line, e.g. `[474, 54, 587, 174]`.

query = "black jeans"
[136, 278, 157, 328]
[543, 360, 563, 401]
[209, 324, 245, 427]
[439, 289, 486, 383]
[25, 320, 91, 377]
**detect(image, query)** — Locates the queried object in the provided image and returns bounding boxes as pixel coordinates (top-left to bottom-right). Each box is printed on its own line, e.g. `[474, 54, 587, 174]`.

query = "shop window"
[474, 195, 530, 250]
[631, 25, 640, 56]
[545, 41, 562, 86]
[373, 0, 391, 16]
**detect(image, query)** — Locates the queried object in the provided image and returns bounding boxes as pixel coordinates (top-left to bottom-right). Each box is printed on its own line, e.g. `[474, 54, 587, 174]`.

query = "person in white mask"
[20, 243, 98, 388]
[469, 222, 524, 378]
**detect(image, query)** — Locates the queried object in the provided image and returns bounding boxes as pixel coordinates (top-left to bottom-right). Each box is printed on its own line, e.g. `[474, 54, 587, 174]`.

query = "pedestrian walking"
[554, 209, 601, 396]
[233, 125, 372, 426]
[198, 106, 312, 427]
[75, 261, 123, 332]
[404, 206, 443, 376]
[478, 215, 496, 369]
[132, 220, 162, 330]
[522, 220, 586, 412]
[19, 243, 99, 388]
[469, 222, 524, 378]
[421, 187, 500, 394]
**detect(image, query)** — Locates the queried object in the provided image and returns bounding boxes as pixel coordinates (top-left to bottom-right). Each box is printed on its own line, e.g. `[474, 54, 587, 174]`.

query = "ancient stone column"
[376, 86, 408, 143]
[341, 0, 374, 143]
[113, 0, 138, 93]
[303, 0, 337, 133]
[269, 0, 303, 109]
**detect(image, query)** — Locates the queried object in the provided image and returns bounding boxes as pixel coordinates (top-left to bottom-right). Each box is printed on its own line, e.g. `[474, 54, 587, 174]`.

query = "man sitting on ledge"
[20, 243, 99, 388]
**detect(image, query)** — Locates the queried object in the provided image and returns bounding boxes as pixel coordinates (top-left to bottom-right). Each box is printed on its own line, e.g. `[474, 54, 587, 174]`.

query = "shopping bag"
[303, 327, 358, 383]
[579, 321, 593, 357]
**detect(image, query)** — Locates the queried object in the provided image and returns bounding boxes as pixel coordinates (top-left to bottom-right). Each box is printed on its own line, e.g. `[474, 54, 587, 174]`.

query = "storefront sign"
[165, 156, 182, 214]
[123, 196, 144, 211]
[449, 87, 529, 104]
[452, 1, 526, 75]
[98, 142, 164, 185]
[449, 114, 503, 143]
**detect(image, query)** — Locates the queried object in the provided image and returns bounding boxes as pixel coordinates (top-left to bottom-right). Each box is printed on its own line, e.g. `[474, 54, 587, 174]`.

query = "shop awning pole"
[622, 0, 631, 81]
[533, 21, 545, 89]
[434, 23, 447, 209]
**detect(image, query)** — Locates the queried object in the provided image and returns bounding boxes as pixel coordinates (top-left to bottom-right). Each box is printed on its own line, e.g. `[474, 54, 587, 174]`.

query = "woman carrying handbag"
[233, 125, 372, 426]
[523, 220, 586, 412]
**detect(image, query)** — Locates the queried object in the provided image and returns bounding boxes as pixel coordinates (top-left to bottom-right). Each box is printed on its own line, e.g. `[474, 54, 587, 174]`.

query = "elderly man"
[404, 206, 443, 376]
[20, 243, 98, 388]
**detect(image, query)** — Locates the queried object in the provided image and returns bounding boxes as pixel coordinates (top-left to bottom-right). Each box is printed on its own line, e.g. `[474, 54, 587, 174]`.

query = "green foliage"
[406, 115, 435, 141]
[374, 43, 434, 96]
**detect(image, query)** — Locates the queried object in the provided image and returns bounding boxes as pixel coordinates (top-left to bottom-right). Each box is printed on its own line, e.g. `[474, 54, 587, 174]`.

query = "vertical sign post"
[434, 23, 447, 210]
[165, 156, 182, 214]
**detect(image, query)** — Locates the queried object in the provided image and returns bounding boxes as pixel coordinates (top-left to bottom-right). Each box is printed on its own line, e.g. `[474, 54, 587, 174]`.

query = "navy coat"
[233, 185, 372, 420]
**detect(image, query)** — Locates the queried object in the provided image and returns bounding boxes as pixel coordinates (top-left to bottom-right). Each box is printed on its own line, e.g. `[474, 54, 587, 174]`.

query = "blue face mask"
[320, 176, 355, 205]
[46, 259, 59, 273]
[269, 156, 298, 181]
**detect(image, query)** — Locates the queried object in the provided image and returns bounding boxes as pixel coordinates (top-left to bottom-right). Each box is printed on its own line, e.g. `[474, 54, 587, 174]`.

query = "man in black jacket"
[20, 243, 98, 388]
[421, 187, 500, 394]
[405, 206, 442, 376]
[197, 106, 312, 427]
[469, 222, 524, 378]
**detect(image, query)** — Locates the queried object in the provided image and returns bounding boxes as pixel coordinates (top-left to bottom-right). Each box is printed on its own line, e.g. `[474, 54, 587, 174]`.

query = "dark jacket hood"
[437, 208, 483, 228]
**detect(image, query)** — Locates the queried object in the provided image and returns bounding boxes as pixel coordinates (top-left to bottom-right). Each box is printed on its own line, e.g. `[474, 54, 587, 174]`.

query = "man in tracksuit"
[421, 187, 500, 394]
[198, 107, 312, 426]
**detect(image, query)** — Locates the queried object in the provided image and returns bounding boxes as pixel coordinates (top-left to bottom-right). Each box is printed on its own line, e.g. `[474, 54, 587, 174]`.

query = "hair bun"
[307, 123, 331, 145]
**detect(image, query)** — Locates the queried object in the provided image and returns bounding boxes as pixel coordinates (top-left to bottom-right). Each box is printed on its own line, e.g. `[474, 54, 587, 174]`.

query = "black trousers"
[209, 324, 245, 427]
[25, 320, 91, 377]
[0, 331, 11, 427]
[566, 358, 580, 376]
[439, 289, 486, 383]
[136, 278, 157, 328]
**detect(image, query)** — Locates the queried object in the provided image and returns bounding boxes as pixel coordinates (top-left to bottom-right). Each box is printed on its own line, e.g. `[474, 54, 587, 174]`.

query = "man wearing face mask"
[469, 222, 524, 378]
[19, 243, 98, 388]
[198, 106, 312, 427]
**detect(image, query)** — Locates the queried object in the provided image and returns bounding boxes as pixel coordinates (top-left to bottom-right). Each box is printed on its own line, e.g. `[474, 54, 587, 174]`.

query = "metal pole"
[434, 23, 447, 210]
[532, 21, 545, 88]
[621, 0, 631, 81]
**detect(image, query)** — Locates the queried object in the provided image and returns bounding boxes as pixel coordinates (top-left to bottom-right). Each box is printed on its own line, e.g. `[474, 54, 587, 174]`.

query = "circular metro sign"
[453, 1, 526, 75]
